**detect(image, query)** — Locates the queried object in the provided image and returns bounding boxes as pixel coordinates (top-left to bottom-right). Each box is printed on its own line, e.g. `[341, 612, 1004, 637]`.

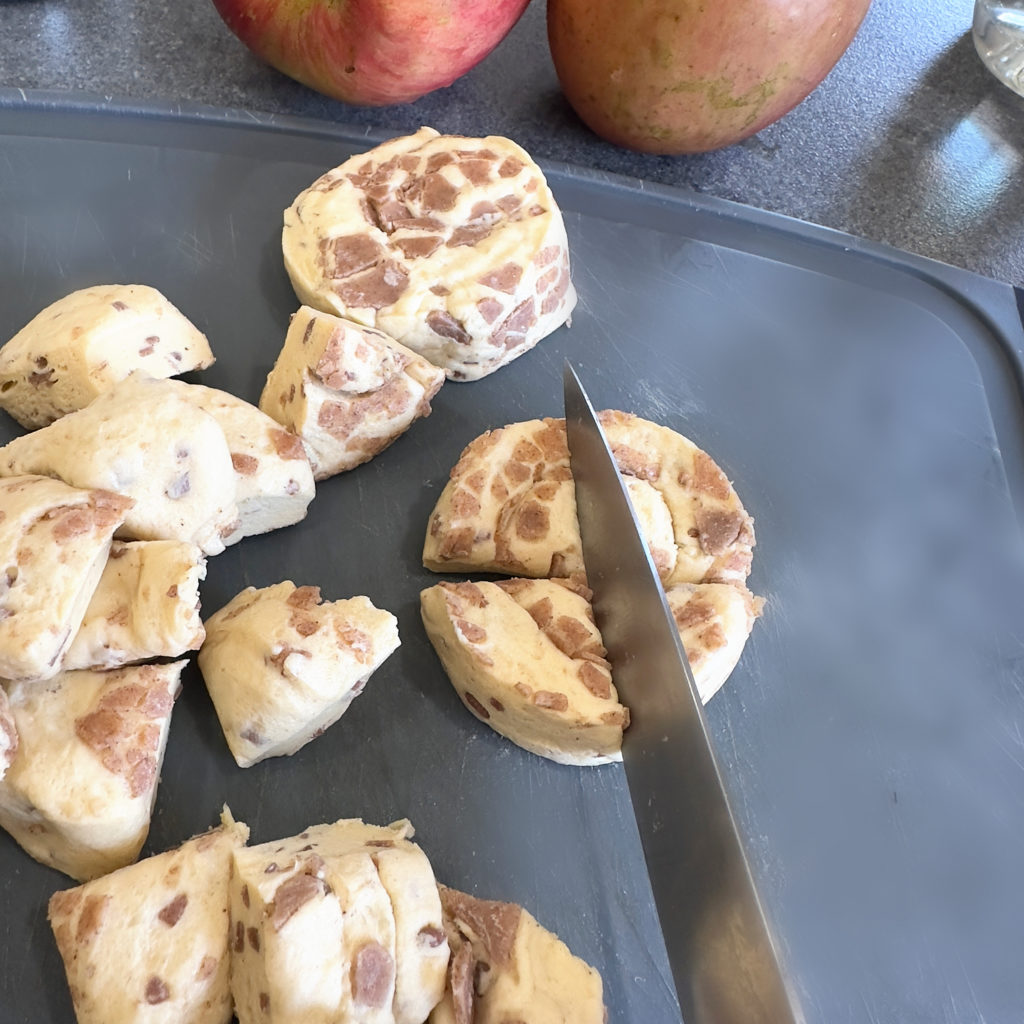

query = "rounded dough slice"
[420, 578, 628, 766]
[47, 813, 249, 1024]
[423, 412, 755, 586]
[0, 283, 214, 429]
[667, 582, 764, 704]
[282, 127, 576, 381]
[0, 661, 184, 881]
[0, 374, 239, 555]
[259, 305, 445, 480]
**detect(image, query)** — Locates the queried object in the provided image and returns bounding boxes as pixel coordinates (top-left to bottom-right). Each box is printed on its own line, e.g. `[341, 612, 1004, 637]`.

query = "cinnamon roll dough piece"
[0, 687, 15, 782]
[62, 540, 207, 672]
[229, 817, 447, 1024]
[667, 582, 764, 704]
[259, 305, 444, 481]
[198, 582, 400, 768]
[423, 412, 755, 586]
[0, 660, 183, 881]
[0, 374, 239, 555]
[160, 381, 315, 544]
[47, 812, 249, 1024]
[420, 578, 628, 766]
[429, 885, 604, 1024]
[0, 475, 133, 681]
[282, 127, 576, 381]
[0, 283, 215, 430]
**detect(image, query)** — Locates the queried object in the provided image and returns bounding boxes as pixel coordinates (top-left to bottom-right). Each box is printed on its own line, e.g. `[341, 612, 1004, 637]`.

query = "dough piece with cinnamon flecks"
[0, 687, 16, 782]
[47, 811, 249, 1024]
[0, 475, 133, 681]
[423, 412, 755, 586]
[259, 305, 444, 480]
[282, 127, 576, 381]
[420, 577, 628, 766]
[0, 283, 214, 430]
[0, 660, 184, 881]
[0, 374, 238, 555]
[165, 380, 315, 545]
[429, 884, 604, 1024]
[228, 817, 448, 1024]
[62, 540, 207, 672]
[198, 582, 400, 768]
[667, 582, 765, 704]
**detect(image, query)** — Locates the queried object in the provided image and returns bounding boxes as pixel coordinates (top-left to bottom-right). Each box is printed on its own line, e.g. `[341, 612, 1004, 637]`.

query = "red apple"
[547, 0, 872, 154]
[211, 0, 532, 106]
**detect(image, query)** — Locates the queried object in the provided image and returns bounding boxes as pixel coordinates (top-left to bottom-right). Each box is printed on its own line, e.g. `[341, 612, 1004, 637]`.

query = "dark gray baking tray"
[1, 91, 1023, 1024]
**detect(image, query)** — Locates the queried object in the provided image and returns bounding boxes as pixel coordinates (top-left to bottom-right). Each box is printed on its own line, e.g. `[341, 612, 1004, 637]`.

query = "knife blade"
[563, 363, 802, 1024]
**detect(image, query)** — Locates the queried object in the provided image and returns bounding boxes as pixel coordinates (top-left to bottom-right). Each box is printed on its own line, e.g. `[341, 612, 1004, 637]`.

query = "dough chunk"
[0, 475, 133, 681]
[259, 306, 444, 480]
[429, 885, 604, 1024]
[420, 578, 628, 766]
[229, 817, 447, 1024]
[282, 127, 576, 381]
[0, 283, 215, 429]
[0, 374, 239, 555]
[667, 582, 764, 704]
[0, 660, 183, 880]
[62, 540, 207, 672]
[168, 381, 315, 544]
[47, 813, 249, 1024]
[0, 686, 15, 781]
[423, 412, 755, 585]
[198, 582, 400, 768]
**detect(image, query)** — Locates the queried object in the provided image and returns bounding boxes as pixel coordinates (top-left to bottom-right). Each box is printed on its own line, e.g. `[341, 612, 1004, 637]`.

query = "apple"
[211, 0, 532, 106]
[547, 0, 872, 154]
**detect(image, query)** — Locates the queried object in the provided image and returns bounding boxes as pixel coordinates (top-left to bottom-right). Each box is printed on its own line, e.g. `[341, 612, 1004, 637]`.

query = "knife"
[563, 364, 803, 1024]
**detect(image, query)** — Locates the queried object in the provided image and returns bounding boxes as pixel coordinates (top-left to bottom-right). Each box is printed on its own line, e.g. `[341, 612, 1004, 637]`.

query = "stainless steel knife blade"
[563, 363, 803, 1024]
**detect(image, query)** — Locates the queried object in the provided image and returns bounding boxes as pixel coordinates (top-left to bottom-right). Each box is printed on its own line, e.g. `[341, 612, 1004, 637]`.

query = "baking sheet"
[1, 95, 1023, 1023]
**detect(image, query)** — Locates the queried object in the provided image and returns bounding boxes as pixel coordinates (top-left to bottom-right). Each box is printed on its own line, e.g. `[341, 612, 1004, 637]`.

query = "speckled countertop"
[0, 0, 1021, 285]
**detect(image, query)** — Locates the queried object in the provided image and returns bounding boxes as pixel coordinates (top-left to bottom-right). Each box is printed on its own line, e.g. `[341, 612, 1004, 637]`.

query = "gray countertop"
[0, 0, 1021, 285]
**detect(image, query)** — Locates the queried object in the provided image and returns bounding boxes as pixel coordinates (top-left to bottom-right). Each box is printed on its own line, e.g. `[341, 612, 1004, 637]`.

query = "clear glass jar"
[973, 0, 1024, 97]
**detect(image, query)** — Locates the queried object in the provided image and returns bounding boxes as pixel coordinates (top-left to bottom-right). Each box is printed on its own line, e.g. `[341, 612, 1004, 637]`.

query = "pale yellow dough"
[198, 581, 400, 767]
[430, 885, 605, 1024]
[259, 305, 444, 480]
[0, 660, 184, 881]
[0, 374, 239, 555]
[62, 539, 207, 672]
[47, 813, 249, 1024]
[423, 412, 756, 586]
[282, 127, 576, 381]
[0, 283, 214, 429]
[0, 474, 133, 681]
[229, 818, 448, 1024]
[420, 578, 628, 766]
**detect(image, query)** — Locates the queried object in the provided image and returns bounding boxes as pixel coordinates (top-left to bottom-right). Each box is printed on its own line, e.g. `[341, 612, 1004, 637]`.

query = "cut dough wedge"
[0, 374, 239, 555]
[198, 582, 400, 767]
[430, 884, 604, 1024]
[0, 283, 214, 429]
[0, 660, 184, 881]
[0, 475, 133, 681]
[420, 578, 628, 766]
[47, 812, 249, 1024]
[259, 305, 444, 480]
